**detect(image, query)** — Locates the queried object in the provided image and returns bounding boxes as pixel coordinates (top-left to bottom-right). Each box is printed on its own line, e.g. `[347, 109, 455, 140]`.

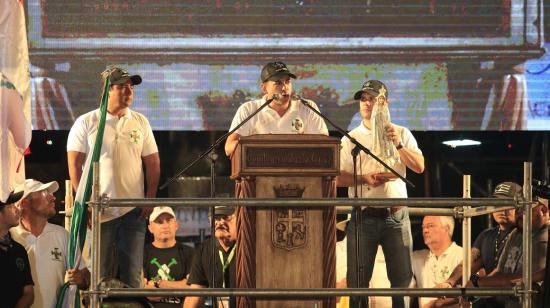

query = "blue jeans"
[99, 208, 146, 288]
[346, 207, 413, 308]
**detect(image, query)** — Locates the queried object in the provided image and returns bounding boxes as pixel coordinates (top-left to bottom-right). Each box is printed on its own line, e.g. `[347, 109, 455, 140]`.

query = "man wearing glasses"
[184, 206, 238, 308]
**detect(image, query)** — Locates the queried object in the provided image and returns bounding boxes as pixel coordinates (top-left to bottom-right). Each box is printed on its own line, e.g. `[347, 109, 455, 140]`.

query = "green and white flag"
[56, 77, 110, 308]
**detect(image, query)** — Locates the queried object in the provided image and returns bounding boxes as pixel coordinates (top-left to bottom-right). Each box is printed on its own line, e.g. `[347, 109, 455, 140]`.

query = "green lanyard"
[218, 244, 236, 288]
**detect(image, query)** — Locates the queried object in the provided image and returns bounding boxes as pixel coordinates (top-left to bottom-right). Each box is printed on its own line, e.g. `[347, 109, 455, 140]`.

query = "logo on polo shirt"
[291, 118, 304, 134]
[16, 257, 25, 271]
[51, 247, 63, 261]
[130, 129, 142, 144]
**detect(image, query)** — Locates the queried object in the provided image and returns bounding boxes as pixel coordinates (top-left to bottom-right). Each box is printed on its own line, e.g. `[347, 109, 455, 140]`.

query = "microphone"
[268, 94, 280, 103]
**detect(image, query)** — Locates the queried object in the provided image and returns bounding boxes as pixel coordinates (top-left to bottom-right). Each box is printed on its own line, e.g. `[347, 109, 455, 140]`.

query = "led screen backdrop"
[26, 0, 547, 131]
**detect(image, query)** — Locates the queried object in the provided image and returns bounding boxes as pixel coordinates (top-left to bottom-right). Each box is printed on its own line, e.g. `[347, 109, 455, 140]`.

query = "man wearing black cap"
[337, 80, 425, 308]
[67, 66, 160, 288]
[438, 182, 520, 293]
[461, 196, 548, 308]
[224, 61, 328, 156]
[0, 190, 34, 308]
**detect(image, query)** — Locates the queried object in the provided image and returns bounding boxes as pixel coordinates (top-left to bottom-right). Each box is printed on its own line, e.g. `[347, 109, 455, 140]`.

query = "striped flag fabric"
[56, 77, 110, 308]
[0, 0, 32, 201]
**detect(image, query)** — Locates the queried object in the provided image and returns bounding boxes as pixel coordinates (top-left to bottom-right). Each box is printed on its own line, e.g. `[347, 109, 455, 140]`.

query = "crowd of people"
[1, 61, 548, 308]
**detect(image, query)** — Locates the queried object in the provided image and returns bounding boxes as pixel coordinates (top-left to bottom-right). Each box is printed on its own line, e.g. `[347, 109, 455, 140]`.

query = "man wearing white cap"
[143, 206, 194, 307]
[11, 179, 89, 308]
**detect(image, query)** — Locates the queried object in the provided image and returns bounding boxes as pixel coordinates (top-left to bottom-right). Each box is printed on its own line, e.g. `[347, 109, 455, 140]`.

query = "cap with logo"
[354, 80, 389, 100]
[16, 179, 59, 201]
[493, 182, 522, 199]
[149, 206, 176, 223]
[101, 66, 142, 85]
[260, 61, 297, 83]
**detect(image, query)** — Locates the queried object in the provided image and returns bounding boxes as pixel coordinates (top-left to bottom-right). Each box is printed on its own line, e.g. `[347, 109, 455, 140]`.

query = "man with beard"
[412, 216, 462, 308]
[224, 61, 328, 157]
[461, 197, 548, 308]
[67, 66, 160, 288]
[438, 181, 520, 294]
[184, 207, 238, 308]
[0, 189, 34, 308]
[11, 179, 89, 308]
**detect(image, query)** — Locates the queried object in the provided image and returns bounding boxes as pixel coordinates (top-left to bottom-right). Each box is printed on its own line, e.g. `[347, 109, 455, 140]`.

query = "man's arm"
[183, 284, 206, 308]
[397, 146, 425, 174]
[67, 151, 86, 192]
[141, 152, 160, 217]
[386, 124, 424, 173]
[336, 171, 389, 188]
[437, 248, 483, 287]
[14, 285, 34, 308]
[225, 132, 240, 157]
[143, 152, 160, 198]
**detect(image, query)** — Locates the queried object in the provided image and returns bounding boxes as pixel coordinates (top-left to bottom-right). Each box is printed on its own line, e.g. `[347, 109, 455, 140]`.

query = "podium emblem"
[272, 185, 307, 250]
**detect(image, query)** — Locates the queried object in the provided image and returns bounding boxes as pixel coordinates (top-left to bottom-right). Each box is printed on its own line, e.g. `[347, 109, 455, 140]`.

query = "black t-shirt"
[187, 237, 237, 308]
[143, 242, 194, 308]
[472, 226, 513, 274]
[0, 239, 34, 308]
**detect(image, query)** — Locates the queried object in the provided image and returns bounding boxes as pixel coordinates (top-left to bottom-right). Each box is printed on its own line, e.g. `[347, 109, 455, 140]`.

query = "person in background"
[143, 206, 194, 307]
[0, 189, 34, 308]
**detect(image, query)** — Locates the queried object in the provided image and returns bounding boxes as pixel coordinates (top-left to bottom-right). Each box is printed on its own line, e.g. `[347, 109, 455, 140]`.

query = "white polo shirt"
[340, 122, 422, 198]
[67, 108, 158, 222]
[229, 97, 328, 136]
[11, 223, 72, 308]
[412, 242, 463, 308]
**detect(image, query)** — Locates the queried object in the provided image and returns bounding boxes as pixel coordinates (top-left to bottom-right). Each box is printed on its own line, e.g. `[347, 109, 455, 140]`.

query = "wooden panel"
[255, 176, 323, 308]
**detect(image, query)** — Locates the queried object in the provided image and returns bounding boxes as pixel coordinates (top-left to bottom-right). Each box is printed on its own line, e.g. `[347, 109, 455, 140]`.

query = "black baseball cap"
[493, 182, 523, 199]
[101, 66, 142, 85]
[0, 190, 24, 209]
[354, 80, 389, 100]
[260, 61, 297, 83]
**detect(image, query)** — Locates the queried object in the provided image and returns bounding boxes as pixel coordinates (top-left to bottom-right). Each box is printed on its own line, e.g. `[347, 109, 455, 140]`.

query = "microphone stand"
[209, 151, 218, 307]
[295, 95, 414, 187]
[295, 95, 414, 307]
[159, 95, 279, 190]
[351, 145, 367, 307]
[159, 95, 278, 307]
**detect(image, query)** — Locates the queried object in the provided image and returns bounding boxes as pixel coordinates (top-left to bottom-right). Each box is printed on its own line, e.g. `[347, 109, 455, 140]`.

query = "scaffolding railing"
[84, 162, 536, 308]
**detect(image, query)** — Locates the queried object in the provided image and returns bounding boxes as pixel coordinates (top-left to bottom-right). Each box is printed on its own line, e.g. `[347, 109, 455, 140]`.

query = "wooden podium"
[231, 134, 340, 308]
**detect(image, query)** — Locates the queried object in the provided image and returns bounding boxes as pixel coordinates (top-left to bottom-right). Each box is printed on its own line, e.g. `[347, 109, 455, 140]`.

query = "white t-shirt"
[0, 74, 32, 202]
[67, 108, 158, 222]
[412, 242, 463, 308]
[11, 223, 81, 308]
[229, 97, 328, 136]
[340, 122, 421, 198]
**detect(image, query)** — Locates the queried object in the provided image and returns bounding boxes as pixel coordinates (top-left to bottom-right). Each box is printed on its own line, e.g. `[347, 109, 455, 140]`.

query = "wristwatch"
[396, 142, 404, 150]
[153, 277, 161, 288]
[470, 273, 480, 287]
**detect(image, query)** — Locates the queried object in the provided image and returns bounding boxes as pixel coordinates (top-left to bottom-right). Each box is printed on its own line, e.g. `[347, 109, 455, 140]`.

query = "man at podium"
[338, 80, 425, 308]
[224, 61, 328, 156]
